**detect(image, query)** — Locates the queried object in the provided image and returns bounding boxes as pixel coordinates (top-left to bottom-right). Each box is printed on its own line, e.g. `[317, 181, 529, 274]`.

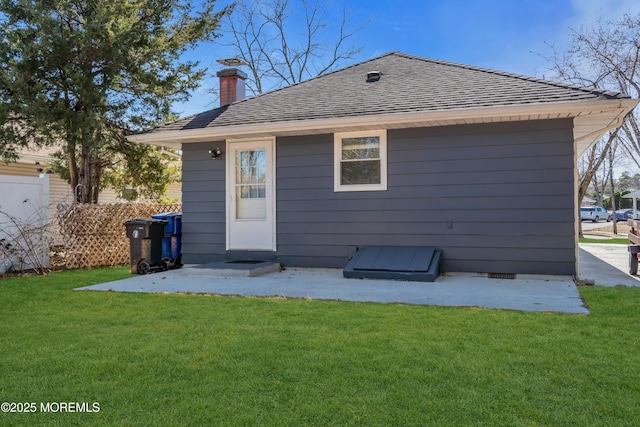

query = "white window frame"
[334, 130, 387, 192]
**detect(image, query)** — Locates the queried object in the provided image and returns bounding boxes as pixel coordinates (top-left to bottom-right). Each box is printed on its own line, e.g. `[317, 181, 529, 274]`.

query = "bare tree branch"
[221, 0, 364, 95]
[544, 13, 640, 219]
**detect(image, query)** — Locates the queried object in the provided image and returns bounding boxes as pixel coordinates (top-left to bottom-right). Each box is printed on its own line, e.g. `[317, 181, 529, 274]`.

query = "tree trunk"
[609, 149, 618, 235]
[577, 130, 619, 238]
[67, 145, 80, 202]
[91, 162, 101, 204]
[75, 143, 95, 204]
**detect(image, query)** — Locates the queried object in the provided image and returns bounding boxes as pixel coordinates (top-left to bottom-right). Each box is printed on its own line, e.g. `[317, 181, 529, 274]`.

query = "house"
[0, 145, 182, 206]
[130, 52, 637, 277]
[0, 145, 79, 206]
[0, 145, 182, 248]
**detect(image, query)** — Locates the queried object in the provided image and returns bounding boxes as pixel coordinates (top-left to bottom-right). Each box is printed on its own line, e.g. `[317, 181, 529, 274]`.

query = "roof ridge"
[236, 51, 628, 108]
[389, 52, 628, 99]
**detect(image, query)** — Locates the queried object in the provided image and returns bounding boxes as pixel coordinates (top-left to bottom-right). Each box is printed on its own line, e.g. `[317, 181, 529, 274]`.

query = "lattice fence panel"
[57, 202, 182, 269]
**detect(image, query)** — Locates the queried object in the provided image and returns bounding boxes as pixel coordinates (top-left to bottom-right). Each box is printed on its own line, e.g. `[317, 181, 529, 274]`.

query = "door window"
[235, 149, 266, 220]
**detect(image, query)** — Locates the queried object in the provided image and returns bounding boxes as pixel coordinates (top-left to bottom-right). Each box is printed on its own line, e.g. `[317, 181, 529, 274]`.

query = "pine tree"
[0, 0, 230, 202]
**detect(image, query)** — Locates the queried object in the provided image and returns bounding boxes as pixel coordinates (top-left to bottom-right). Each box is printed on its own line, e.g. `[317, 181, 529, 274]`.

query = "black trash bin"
[124, 218, 168, 274]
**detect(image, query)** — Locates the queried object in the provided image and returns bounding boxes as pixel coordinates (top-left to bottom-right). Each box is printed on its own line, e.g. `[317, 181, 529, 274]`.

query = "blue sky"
[173, 0, 640, 117]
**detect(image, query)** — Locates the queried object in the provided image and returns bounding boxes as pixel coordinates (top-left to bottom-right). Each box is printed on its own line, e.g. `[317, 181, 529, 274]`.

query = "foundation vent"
[488, 273, 516, 280]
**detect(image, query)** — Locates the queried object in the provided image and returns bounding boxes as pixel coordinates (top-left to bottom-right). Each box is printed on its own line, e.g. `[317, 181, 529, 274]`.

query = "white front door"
[227, 139, 276, 251]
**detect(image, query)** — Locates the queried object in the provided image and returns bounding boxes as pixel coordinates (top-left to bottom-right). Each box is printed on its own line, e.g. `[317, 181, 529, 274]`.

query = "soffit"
[131, 99, 636, 155]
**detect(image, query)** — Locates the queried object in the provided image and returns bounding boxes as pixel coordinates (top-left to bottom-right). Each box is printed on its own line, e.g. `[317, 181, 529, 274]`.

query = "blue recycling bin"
[161, 235, 182, 260]
[151, 212, 183, 268]
[151, 212, 182, 235]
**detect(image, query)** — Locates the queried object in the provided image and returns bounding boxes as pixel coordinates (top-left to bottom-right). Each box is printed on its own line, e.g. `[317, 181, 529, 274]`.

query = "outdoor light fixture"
[209, 148, 222, 159]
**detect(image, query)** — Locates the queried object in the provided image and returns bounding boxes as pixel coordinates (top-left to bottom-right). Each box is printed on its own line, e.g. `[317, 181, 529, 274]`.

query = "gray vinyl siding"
[277, 119, 576, 275]
[180, 142, 227, 264]
[179, 119, 577, 275]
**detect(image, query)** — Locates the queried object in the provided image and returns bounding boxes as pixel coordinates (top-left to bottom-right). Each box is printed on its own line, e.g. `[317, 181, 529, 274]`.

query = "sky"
[173, 0, 640, 118]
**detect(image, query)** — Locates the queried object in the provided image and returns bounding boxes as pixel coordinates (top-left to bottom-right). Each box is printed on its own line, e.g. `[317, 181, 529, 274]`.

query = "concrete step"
[185, 261, 281, 277]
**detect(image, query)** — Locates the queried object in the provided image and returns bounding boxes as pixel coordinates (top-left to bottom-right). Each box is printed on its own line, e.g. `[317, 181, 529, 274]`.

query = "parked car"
[614, 209, 640, 221]
[580, 206, 612, 222]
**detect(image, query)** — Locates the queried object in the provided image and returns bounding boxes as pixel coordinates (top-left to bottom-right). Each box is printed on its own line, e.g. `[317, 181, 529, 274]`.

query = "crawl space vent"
[488, 273, 516, 280]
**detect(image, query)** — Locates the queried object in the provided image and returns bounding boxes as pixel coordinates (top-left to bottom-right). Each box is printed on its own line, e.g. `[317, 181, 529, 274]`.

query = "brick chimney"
[217, 68, 247, 107]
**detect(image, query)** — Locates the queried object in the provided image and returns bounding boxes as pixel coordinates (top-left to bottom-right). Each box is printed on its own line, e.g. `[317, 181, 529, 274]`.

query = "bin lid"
[124, 218, 169, 226]
[151, 212, 182, 219]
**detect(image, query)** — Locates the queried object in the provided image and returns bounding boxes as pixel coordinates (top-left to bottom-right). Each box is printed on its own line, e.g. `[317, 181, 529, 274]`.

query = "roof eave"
[129, 98, 638, 152]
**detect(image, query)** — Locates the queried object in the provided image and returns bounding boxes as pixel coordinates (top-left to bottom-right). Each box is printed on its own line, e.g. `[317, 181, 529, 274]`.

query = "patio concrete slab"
[77, 265, 589, 314]
[578, 243, 640, 287]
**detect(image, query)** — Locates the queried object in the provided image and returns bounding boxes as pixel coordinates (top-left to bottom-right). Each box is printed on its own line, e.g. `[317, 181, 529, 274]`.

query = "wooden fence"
[57, 202, 182, 269]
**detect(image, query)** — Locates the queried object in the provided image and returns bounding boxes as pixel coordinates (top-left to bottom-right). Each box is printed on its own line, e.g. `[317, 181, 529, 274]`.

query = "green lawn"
[579, 237, 629, 244]
[1, 268, 640, 426]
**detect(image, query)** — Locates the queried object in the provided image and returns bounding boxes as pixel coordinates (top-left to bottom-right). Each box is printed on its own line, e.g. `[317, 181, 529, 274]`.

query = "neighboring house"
[0, 145, 80, 206]
[130, 51, 637, 276]
[0, 145, 182, 245]
[0, 145, 182, 206]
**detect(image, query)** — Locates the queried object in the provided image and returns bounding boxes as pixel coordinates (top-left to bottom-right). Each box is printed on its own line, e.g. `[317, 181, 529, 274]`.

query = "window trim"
[334, 130, 387, 192]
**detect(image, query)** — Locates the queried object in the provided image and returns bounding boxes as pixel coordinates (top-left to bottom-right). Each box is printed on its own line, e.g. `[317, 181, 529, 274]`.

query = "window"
[334, 130, 387, 192]
[235, 149, 266, 220]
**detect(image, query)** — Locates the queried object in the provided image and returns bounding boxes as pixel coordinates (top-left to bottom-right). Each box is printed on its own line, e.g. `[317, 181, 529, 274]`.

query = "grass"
[579, 237, 630, 244]
[1, 268, 640, 426]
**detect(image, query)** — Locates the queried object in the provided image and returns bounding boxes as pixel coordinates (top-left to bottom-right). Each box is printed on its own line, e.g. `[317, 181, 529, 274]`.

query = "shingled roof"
[151, 51, 626, 132]
[132, 51, 636, 155]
